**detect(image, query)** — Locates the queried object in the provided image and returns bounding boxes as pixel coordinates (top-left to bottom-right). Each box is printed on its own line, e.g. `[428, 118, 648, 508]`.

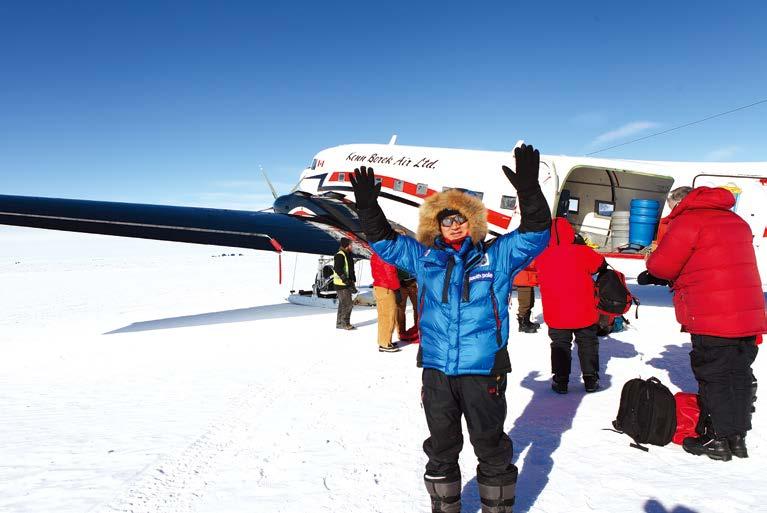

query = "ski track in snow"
[95, 379, 276, 513]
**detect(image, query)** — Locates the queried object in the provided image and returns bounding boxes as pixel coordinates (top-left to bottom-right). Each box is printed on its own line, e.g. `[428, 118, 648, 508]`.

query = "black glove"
[350, 284, 358, 294]
[394, 288, 403, 305]
[637, 270, 670, 287]
[350, 166, 381, 209]
[502, 144, 540, 194]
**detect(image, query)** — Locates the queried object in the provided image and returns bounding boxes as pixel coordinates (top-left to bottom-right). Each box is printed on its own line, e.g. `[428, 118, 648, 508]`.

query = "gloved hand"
[394, 288, 403, 305]
[350, 166, 381, 209]
[637, 270, 670, 287]
[502, 144, 540, 195]
[350, 284, 359, 294]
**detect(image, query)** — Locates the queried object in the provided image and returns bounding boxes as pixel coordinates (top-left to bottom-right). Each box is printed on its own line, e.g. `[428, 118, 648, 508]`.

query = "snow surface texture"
[0, 228, 765, 513]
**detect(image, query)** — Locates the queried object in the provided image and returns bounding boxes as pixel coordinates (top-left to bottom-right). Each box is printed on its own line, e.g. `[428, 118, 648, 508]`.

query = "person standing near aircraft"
[333, 237, 357, 330]
[513, 264, 540, 333]
[644, 186, 765, 461]
[536, 217, 607, 394]
[396, 266, 420, 343]
[350, 144, 550, 513]
[370, 252, 401, 352]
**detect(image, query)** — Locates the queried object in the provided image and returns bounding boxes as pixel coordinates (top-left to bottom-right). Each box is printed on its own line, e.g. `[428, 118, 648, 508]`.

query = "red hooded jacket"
[371, 253, 400, 290]
[646, 187, 766, 338]
[513, 261, 538, 287]
[536, 218, 606, 329]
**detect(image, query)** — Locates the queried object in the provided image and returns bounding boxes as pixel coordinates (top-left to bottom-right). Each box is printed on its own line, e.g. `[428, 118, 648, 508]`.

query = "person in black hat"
[333, 237, 357, 330]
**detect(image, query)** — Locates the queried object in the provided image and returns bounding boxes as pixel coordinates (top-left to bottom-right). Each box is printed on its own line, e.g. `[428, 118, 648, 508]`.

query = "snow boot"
[424, 474, 461, 513]
[583, 374, 600, 393]
[478, 468, 516, 513]
[682, 434, 732, 461]
[551, 376, 568, 394]
[727, 434, 748, 458]
[378, 344, 401, 353]
[524, 311, 541, 329]
[517, 315, 538, 334]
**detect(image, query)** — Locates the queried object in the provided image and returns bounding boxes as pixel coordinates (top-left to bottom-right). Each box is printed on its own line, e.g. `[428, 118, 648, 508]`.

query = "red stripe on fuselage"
[329, 172, 512, 230]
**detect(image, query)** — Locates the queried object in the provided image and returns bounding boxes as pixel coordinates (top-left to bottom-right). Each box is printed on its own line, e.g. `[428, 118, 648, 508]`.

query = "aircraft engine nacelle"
[273, 192, 362, 235]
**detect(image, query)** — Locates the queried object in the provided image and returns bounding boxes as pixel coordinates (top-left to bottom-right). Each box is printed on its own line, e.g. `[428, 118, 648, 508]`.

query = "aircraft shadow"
[645, 498, 699, 513]
[646, 342, 697, 392]
[105, 302, 330, 334]
[460, 337, 638, 513]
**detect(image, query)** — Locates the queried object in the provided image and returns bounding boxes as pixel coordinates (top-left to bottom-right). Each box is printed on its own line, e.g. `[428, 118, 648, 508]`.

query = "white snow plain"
[0, 228, 765, 513]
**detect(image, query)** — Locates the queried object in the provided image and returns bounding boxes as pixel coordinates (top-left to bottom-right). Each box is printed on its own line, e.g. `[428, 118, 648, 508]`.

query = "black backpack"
[595, 266, 640, 318]
[612, 377, 677, 451]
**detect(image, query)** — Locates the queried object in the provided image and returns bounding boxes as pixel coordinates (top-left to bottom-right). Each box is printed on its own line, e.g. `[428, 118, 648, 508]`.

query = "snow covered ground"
[1, 228, 765, 513]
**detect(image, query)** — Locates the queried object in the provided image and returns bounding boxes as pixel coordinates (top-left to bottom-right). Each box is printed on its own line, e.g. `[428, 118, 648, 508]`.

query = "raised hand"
[501, 144, 541, 194]
[349, 166, 381, 209]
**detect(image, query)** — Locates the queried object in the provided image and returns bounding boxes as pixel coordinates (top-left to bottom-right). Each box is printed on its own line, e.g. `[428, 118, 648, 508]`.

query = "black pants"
[690, 334, 758, 437]
[516, 286, 535, 317]
[549, 325, 599, 380]
[421, 368, 516, 485]
[336, 287, 353, 328]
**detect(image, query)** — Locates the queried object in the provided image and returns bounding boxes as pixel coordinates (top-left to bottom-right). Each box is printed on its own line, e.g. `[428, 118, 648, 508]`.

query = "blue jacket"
[372, 230, 549, 375]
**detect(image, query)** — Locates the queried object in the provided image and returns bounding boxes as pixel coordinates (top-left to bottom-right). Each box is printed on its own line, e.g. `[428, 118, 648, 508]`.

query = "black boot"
[551, 375, 568, 394]
[478, 468, 516, 513]
[424, 474, 461, 513]
[517, 315, 538, 333]
[524, 311, 541, 330]
[682, 435, 732, 461]
[727, 434, 748, 458]
[583, 374, 600, 393]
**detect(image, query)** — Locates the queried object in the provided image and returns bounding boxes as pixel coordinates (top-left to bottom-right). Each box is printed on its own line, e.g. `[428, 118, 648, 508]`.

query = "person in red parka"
[371, 252, 402, 353]
[645, 186, 765, 461]
[536, 217, 606, 394]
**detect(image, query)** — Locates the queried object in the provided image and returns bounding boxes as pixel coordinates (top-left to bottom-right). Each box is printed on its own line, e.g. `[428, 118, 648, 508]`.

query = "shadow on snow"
[645, 498, 700, 513]
[104, 302, 330, 334]
[460, 337, 638, 513]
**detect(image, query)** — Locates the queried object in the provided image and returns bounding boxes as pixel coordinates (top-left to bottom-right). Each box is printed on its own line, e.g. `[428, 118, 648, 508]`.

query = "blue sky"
[1, 1, 766, 209]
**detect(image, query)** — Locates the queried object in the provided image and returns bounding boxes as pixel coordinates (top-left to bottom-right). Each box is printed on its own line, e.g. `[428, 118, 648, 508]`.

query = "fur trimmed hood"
[416, 189, 488, 246]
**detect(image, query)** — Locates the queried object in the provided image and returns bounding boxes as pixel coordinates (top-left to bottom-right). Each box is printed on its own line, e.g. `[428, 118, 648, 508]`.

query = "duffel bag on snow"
[672, 392, 700, 445]
[612, 377, 676, 451]
[595, 265, 639, 318]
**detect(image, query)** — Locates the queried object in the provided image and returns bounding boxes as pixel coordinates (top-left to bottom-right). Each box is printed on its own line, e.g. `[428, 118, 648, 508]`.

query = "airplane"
[2, 138, 766, 277]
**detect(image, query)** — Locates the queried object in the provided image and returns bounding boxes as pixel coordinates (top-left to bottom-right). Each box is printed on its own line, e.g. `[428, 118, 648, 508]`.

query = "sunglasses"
[440, 214, 468, 227]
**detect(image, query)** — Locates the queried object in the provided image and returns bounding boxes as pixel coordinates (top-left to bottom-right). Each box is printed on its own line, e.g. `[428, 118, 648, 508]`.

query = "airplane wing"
[0, 194, 365, 256]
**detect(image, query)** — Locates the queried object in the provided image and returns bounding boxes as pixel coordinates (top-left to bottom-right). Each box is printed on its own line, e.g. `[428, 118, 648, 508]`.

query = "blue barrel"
[629, 199, 660, 247]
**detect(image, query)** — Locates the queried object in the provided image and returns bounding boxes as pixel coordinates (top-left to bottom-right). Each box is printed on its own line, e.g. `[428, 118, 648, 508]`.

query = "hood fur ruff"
[416, 189, 488, 247]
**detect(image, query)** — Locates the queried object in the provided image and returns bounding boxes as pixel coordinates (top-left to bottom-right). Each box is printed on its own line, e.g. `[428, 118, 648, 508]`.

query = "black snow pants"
[421, 368, 517, 485]
[549, 324, 599, 381]
[690, 334, 758, 437]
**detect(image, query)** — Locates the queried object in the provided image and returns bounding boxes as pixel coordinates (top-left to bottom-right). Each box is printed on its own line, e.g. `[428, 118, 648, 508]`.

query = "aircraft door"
[538, 160, 559, 216]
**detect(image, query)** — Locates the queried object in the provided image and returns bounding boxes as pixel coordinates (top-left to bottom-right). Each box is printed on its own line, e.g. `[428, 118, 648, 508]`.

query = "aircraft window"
[568, 197, 580, 214]
[465, 190, 484, 200]
[416, 183, 428, 196]
[338, 172, 346, 182]
[595, 200, 615, 217]
[442, 186, 483, 200]
[394, 179, 404, 192]
[311, 159, 318, 170]
[500, 195, 517, 210]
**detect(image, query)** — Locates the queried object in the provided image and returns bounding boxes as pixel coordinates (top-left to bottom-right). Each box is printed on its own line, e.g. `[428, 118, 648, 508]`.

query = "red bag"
[672, 392, 700, 445]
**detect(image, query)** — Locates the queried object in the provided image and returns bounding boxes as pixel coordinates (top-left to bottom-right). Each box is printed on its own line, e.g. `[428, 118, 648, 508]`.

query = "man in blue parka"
[350, 144, 551, 513]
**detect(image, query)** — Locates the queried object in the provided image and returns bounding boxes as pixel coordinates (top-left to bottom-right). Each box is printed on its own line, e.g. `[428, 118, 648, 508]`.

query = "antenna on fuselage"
[388, 134, 398, 145]
[260, 165, 279, 200]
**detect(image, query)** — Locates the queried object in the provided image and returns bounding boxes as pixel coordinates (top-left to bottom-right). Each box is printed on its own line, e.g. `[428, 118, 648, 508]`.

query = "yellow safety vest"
[333, 250, 349, 286]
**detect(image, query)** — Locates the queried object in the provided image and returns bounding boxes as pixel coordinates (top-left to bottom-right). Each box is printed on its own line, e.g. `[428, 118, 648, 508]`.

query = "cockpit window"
[311, 159, 318, 170]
